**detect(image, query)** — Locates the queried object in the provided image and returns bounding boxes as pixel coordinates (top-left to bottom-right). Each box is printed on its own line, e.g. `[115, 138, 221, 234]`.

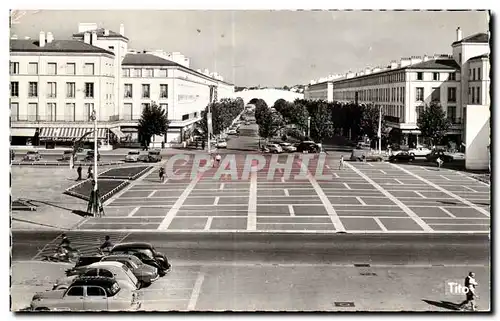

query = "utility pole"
[307, 116, 311, 138]
[377, 106, 382, 154]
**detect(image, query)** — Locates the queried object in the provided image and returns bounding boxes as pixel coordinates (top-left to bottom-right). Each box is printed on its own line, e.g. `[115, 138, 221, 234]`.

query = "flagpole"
[94, 109, 98, 193]
[378, 106, 382, 154]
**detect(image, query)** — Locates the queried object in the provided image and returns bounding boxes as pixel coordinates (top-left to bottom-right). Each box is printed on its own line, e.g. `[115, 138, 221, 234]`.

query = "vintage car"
[23, 151, 42, 161]
[408, 145, 432, 157]
[389, 151, 415, 163]
[296, 141, 320, 153]
[30, 276, 141, 311]
[84, 150, 101, 162]
[110, 242, 171, 276]
[60, 150, 78, 162]
[55, 261, 140, 291]
[216, 139, 227, 149]
[140, 150, 162, 163]
[426, 150, 454, 163]
[266, 143, 283, 154]
[124, 151, 141, 162]
[279, 142, 297, 153]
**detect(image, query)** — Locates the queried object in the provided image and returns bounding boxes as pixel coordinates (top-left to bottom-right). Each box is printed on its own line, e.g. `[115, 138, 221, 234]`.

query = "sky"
[11, 10, 489, 87]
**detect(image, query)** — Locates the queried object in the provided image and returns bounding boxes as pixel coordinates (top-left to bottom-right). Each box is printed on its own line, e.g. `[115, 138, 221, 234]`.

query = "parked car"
[408, 145, 431, 157]
[244, 121, 250, 125]
[227, 129, 238, 135]
[23, 151, 42, 161]
[266, 143, 283, 154]
[426, 150, 454, 163]
[60, 150, 77, 162]
[30, 276, 141, 311]
[350, 149, 383, 162]
[296, 141, 320, 153]
[110, 242, 171, 276]
[389, 151, 415, 163]
[279, 142, 297, 153]
[124, 151, 140, 163]
[139, 150, 162, 163]
[55, 261, 140, 291]
[100, 254, 159, 286]
[216, 139, 227, 149]
[84, 151, 101, 162]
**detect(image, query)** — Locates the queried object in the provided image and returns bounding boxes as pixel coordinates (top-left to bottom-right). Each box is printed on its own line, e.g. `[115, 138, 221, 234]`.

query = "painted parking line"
[438, 207, 457, 218]
[333, 173, 340, 178]
[380, 170, 387, 174]
[414, 191, 427, 199]
[284, 189, 290, 196]
[345, 162, 433, 232]
[204, 217, 213, 230]
[355, 197, 366, 206]
[288, 205, 295, 216]
[128, 207, 140, 217]
[247, 171, 257, 231]
[391, 163, 490, 218]
[213, 197, 220, 205]
[373, 217, 388, 232]
[187, 272, 205, 310]
[343, 183, 351, 190]
[394, 179, 404, 185]
[219, 183, 225, 190]
[463, 185, 477, 192]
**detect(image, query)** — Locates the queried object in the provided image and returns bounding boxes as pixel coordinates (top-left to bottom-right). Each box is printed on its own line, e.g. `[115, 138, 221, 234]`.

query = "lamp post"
[307, 116, 311, 138]
[92, 109, 98, 194]
[377, 105, 382, 154]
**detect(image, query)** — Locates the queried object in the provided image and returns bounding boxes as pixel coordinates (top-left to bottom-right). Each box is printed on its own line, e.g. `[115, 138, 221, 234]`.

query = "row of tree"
[195, 98, 245, 138]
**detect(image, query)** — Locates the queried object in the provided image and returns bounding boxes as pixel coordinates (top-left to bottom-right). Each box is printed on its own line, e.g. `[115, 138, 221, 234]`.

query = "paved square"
[75, 155, 489, 233]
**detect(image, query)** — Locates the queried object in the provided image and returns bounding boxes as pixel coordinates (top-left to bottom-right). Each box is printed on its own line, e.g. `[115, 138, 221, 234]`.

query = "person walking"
[215, 153, 222, 167]
[339, 155, 344, 170]
[459, 272, 479, 311]
[88, 166, 93, 179]
[99, 235, 114, 254]
[159, 167, 165, 183]
[201, 140, 205, 151]
[76, 165, 82, 181]
[436, 157, 443, 170]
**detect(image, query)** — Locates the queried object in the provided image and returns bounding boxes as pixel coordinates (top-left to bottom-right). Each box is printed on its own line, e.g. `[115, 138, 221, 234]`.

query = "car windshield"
[27, 151, 36, 154]
[137, 249, 154, 258]
[128, 151, 139, 155]
[108, 281, 120, 296]
[148, 151, 159, 155]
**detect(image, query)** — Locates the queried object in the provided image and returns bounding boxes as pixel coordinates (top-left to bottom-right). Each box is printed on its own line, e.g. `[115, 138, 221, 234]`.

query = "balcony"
[11, 114, 116, 123]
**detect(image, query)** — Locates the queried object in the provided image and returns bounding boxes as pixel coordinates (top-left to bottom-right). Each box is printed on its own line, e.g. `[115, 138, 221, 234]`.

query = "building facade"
[9, 23, 234, 148]
[304, 28, 489, 161]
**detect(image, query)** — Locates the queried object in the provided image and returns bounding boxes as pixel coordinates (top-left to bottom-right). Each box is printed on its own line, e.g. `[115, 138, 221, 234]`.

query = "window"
[123, 103, 133, 120]
[471, 86, 475, 103]
[87, 287, 106, 297]
[141, 103, 151, 114]
[46, 103, 56, 121]
[160, 104, 168, 117]
[84, 103, 94, 121]
[134, 68, 142, 77]
[48, 63, 57, 75]
[459, 53, 462, 64]
[124, 84, 132, 98]
[28, 82, 38, 97]
[108, 46, 114, 50]
[28, 62, 38, 75]
[84, 63, 95, 75]
[66, 63, 76, 75]
[47, 82, 57, 98]
[144, 69, 153, 77]
[10, 82, 19, 97]
[416, 106, 425, 121]
[431, 87, 440, 102]
[182, 114, 189, 121]
[477, 87, 481, 104]
[66, 82, 76, 98]
[27, 103, 38, 121]
[11, 103, 19, 121]
[65, 103, 75, 121]
[449, 72, 456, 81]
[160, 84, 168, 98]
[433, 72, 439, 81]
[66, 287, 84, 296]
[447, 87, 456, 102]
[85, 83, 94, 98]
[447, 106, 457, 122]
[158, 69, 167, 78]
[99, 269, 114, 278]
[416, 87, 424, 101]
[478, 68, 481, 80]
[417, 72, 423, 80]
[122, 68, 130, 77]
[142, 84, 150, 98]
[10, 62, 19, 74]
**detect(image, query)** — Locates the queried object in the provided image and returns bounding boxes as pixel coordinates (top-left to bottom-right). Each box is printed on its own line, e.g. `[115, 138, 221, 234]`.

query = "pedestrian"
[202, 140, 205, 150]
[99, 235, 114, 254]
[339, 155, 344, 170]
[76, 165, 82, 181]
[159, 167, 165, 182]
[459, 272, 479, 311]
[88, 166, 93, 179]
[215, 153, 222, 167]
[436, 157, 443, 170]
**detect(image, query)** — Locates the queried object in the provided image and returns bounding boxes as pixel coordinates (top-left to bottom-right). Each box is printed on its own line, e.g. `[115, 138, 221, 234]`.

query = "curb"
[12, 161, 124, 167]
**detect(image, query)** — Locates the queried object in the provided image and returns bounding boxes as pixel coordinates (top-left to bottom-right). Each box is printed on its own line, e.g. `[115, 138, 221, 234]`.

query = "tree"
[254, 99, 269, 126]
[195, 98, 244, 138]
[258, 108, 285, 142]
[417, 102, 451, 145]
[360, 104, 387, 141]
[310, 102, 334, 143]
[138, 102, 169, 147]
[274, 99, 309, 134]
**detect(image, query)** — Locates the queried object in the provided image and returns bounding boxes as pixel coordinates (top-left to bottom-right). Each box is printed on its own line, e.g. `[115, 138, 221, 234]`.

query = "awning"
[109, 127, 126, 139]
[11, 128, 36, 137]
[40, 127, 107, 141]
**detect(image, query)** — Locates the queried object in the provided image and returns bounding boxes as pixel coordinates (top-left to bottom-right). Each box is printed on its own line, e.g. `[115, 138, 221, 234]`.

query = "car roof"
[71, 276, 116, 287]
[112, 242, 153, 250]
[87, 261, 126, 269]
[103, 254, 141, 262]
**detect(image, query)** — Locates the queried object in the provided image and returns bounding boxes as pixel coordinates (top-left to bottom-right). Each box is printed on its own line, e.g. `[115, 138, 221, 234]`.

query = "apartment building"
[10, 23, 235, 148]
[304, 28, 489, 163]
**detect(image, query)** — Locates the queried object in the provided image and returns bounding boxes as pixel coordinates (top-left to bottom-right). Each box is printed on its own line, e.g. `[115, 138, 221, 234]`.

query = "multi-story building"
[304, 27, 490, 169]
[10, 23, 234, 148]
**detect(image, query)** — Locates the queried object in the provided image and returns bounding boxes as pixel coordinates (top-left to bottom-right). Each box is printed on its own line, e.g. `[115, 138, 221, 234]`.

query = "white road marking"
[429, 223, 489, 226]
[414, 191, 427, 199]
[356, 197, 367, 206]
[345, 162, 433, 232]
[162, 177, 169, 185]
[326, 164, 330, 169]
[438, 207, 457, 218]
[283, 189, 289, 196]
[219, 183, 225, 190]
[157, 175, 202, 230]
[380, 170, 387, 174]
[147, 190, 156, 198]
[463, 185, 477, 192]
[301, 162, 345, 232]
[343, 183, 352, 190]
[187, 272, 205, 310]
[440, 175, 451, 181]
[247, 171, 257, 230]
[333, 173, 340, 178]
[373, 217, 388, 232]
[281, 177, 285, 183]
[367, 163, 374, 167]
[127, 207, 140, 217]
[213, 197, 220, 206]
[204, 217, 213, 230]
[288, 205, 295, 216]
[394, 179, 404, 185]
[391, 163, 490, 218]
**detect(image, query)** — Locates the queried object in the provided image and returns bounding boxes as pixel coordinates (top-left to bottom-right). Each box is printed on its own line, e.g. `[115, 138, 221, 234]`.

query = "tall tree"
[137, 102, 169, 147]
[417, 102, 451, 145]
[310, 102, 334, 143]
[195, 98, 244, 138]
[254, 99, 269, 126]
[258, 108, 285, 142]
[360, 104, 387, 141]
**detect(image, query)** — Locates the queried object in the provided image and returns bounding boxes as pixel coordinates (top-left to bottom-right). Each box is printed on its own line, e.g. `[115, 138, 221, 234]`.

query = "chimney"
[39, 31, 46, 47]
[120, 24, 125, 36]
[365, 67, 372, 74]
[390, 60, 398, 69]
[84, 32, 91, 44]
[372, 67, 381, 73]
[91, 31, 97, 45]
[456, 27, 462, 41]
[410, 56, 422, 65]
[46, 32, 54, 44]
[104, 29, 109, 36]
[11, 34, 18, 39]
[423, 55, 429, 62]
[400, 57, 411, 67]
[24, 36, 31, 40]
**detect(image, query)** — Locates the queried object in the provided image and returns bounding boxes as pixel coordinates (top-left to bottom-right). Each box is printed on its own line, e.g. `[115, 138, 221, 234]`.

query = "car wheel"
[410, 153, 415, 157]
[409, 158, 413, 162]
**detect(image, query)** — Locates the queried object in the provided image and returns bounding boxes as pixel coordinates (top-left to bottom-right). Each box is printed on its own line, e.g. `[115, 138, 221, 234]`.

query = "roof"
[72, 276, 116, 287]
[407, 59, 460, 70]
[10, 39, 114, 55]
[112, 242, 153, 250]
[73, 28, 129, 41]
[469, 54, 490, 61]
[452, 33, 489, 46]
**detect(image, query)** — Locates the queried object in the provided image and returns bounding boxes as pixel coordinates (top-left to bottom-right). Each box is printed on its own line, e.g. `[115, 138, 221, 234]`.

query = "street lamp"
[307, 116, 311, 138]
[377, 105, 382, 154]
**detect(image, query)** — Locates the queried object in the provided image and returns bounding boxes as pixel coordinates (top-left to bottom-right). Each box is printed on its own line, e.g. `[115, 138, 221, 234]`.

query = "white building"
[304, 28, 490, 169]
[10, 23, 235, 148]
